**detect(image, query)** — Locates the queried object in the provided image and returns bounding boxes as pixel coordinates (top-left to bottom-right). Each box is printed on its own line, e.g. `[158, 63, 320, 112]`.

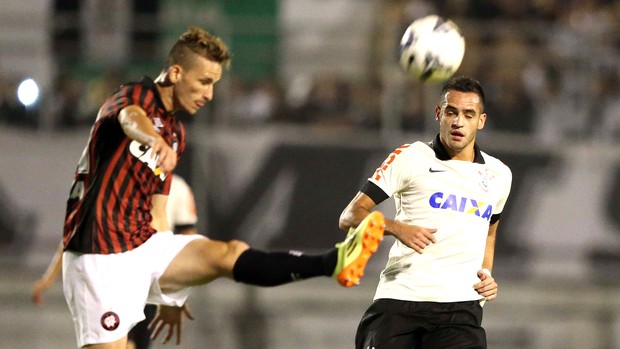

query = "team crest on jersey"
[100, 311, 120, 331]
[478, 169, 494, 192]
[429, 192, 493, 221]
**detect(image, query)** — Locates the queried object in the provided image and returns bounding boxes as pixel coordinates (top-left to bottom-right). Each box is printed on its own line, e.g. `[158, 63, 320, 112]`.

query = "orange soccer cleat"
[333, 211, 385, 287]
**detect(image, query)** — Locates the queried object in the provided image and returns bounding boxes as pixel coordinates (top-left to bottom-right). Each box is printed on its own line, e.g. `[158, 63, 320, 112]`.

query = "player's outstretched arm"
[339, 191, 378, 230]
[340, 191, 437, 253]
[389, 222, 438, 254]
[32, 241, 63, 304]
[118, 105, 177, 174]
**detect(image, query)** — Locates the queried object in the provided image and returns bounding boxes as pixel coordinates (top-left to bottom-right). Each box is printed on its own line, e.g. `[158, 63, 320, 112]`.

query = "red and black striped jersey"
[63, 76, 186, 254]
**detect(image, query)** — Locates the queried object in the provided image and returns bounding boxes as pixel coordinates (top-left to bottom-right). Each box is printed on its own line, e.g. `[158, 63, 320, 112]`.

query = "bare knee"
[213, 239, 250, 277]
[163, 239, 251, 286]
[226, 240, 250, 259]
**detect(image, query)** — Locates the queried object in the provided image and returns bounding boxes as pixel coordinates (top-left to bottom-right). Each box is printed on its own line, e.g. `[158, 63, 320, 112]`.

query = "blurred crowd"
[0, 0, 618, 144]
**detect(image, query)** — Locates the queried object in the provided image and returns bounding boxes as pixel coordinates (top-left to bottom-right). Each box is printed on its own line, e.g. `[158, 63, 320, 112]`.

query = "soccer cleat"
[333, 211, 385, 287]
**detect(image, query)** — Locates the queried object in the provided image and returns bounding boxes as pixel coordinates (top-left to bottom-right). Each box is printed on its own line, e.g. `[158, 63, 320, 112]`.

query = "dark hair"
[440, 76, 485, 110]
[166, 26, 231, 69]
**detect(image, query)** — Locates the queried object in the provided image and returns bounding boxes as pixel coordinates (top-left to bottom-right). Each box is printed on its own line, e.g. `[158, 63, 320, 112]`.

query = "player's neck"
[450, 149, 475, 162]
[154, 83, 174, 113]
[154, 72, 175, 113]
[438, 136, 476, 162]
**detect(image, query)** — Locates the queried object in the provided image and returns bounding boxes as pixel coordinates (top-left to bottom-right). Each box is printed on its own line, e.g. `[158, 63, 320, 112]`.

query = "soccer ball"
[399, 15, 465, 83]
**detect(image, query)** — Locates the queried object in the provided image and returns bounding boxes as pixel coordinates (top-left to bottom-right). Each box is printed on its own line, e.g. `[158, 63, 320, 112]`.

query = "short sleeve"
[97, 85, 135, 122]
[368, 144, 413, 198]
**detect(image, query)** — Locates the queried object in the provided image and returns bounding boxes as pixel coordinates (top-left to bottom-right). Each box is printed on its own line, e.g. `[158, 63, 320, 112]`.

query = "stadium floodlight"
[17, 78, 40, 107]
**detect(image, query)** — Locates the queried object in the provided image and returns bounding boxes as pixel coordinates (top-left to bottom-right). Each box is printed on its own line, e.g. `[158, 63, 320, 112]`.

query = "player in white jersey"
[340, 76, 512, 349]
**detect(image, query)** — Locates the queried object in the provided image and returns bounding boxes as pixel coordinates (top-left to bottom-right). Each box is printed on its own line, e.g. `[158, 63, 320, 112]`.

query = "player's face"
[171, 56, 222, 115]
[435, 90, 486, 155]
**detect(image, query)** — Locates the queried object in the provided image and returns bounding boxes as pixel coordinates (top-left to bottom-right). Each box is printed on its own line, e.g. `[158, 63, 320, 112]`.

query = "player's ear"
[435, 106, 441, 121]
[478, 113, 487, 130]
[168, 65, 182, 84]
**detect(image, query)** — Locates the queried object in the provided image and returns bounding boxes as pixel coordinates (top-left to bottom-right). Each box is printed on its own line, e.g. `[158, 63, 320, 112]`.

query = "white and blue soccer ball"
[399, 15, 465, 83]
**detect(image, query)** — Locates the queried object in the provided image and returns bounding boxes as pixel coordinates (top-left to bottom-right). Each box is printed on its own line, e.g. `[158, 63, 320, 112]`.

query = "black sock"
[232, 248, 338, 287]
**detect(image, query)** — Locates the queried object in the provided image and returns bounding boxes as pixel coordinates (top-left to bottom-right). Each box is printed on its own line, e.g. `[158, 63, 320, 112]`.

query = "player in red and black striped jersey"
[63, 76, 185, 254]
[36, 27, 386, 349]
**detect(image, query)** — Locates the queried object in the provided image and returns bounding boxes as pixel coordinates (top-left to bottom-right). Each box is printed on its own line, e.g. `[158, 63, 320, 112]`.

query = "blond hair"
[166, 26, 231, 69]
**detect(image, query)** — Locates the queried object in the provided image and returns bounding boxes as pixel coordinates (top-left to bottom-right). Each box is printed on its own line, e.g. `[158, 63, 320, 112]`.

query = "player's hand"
[474, 269, 497, 301]
[150, 137, 177, 174]
[31, 278, 52, 305]
[394, 223, 437, 253]
[149, 304, 194, 345]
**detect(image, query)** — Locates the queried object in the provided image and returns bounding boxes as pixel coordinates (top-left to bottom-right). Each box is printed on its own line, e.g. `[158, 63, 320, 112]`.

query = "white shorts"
[62, 232, 206, 347]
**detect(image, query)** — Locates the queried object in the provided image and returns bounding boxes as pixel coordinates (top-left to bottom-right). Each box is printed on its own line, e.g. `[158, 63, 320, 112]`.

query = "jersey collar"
[140, 76, 169, 115]
[429, 134, 485, 164]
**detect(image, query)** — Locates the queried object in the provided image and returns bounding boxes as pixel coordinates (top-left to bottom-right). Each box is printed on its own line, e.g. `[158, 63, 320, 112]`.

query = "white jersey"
[365, 136, 512, 303]
[166, 175, 198, 229]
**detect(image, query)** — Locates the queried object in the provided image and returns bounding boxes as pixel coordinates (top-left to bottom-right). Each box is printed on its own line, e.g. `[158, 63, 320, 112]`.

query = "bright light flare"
[17, 78, 39, 107]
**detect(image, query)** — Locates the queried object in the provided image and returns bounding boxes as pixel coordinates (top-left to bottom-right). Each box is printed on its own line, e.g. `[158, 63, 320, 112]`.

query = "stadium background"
[1, 0, 619, 348]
